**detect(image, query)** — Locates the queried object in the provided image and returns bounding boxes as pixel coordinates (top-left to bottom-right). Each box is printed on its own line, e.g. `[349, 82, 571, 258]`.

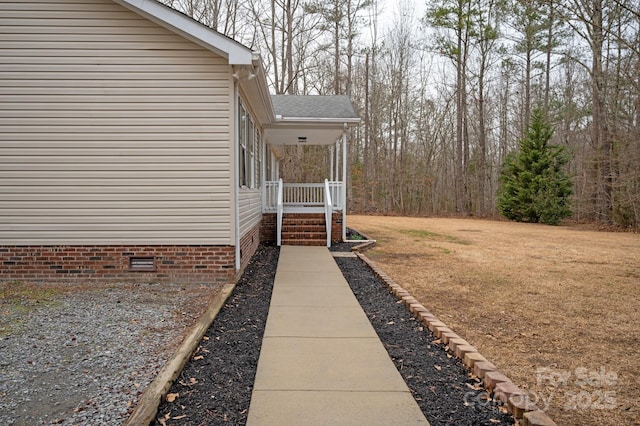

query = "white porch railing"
[263, 181, 344, 213]
[323, 179, 332, 247]
[276, 178, 283, 246]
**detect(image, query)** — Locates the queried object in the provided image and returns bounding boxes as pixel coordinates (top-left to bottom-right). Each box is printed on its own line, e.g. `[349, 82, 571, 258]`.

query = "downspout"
[233, 78, 241, 270]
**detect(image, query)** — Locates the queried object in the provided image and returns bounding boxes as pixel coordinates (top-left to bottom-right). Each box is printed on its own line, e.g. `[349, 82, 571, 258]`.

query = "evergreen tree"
[498, 109, 572, 225]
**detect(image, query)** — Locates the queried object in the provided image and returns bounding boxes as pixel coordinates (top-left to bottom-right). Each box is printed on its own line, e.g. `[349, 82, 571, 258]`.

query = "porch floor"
[246, 246, 430, 425]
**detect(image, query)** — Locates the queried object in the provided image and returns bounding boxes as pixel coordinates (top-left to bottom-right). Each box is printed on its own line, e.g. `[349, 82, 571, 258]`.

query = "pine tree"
[498, 109, 572, 225]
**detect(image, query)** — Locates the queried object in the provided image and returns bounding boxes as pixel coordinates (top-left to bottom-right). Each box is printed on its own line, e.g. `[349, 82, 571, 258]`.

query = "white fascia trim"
[113, 0, 253, 65]
[264, 118, 361, 128]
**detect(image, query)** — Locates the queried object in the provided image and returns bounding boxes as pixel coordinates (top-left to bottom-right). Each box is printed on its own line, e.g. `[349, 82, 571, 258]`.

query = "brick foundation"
[239, 220, 261, 272]
[331, 212, 343, 241]
[1, 219, 266, 284]
[261, 213, 277, 244]
[0, 244, 235, 284]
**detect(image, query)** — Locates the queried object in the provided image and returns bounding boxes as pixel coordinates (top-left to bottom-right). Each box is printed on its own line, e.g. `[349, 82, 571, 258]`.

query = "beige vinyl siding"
[0, 0, 234, 245]
[236, 99, 262, 239]
[238, 189, 262, 238]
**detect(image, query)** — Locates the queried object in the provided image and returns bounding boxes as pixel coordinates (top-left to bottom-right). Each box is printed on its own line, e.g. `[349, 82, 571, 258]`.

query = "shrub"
[498, 109, 572, 225]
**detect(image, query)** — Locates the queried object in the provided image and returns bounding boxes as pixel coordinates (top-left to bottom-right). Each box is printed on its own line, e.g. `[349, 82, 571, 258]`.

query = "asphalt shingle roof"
[271, 95, 359, 120]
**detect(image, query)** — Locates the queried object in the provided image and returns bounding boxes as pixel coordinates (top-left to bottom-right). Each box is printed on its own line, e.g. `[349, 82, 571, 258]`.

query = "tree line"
[161, 0, 640, 229]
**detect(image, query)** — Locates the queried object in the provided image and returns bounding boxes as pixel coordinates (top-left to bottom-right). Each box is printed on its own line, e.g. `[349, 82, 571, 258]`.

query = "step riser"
[282, 226, 326, 233]
[282, 233, 326, 240]
[282, 220, 326, 226]
[281, 239, 327, 246]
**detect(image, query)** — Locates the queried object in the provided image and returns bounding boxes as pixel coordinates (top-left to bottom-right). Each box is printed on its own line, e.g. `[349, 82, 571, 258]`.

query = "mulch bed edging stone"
[353, 250, 558, 426]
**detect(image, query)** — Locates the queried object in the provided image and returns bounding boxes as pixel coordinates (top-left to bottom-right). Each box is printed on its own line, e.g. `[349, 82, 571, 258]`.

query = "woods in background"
[161, 0, 640, 229]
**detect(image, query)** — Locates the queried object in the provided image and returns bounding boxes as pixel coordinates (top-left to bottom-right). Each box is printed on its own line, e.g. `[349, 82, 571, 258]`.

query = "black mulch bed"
[153, 245, 278, 426]
[336, 256, 514, 426]
[153, 243, 514, 425]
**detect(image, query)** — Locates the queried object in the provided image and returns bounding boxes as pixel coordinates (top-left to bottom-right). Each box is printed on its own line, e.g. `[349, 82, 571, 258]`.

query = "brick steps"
[281, 214, 328, 246]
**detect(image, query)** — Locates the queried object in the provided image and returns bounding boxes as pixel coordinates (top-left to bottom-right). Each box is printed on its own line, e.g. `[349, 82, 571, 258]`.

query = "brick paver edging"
[349, 228, 377, 252]
[353, 251, 557, 426]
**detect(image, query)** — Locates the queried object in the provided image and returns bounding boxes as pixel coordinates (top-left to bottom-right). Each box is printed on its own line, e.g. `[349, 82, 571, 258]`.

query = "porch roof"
[264, 95, 360, 146]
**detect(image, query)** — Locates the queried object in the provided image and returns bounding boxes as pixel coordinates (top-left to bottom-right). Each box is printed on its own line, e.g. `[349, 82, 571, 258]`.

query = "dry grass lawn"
[348, 215, 639, 426]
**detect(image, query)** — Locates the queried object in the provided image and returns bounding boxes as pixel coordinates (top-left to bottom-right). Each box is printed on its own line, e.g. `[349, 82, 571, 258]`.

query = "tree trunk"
[590, 0, 612, 221]
[543, 0, 554, 115]
[455, 0, 465, 214]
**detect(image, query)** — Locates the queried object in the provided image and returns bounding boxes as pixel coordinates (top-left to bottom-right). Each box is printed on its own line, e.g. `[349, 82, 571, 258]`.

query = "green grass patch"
[399, 229, 471, 245]
[0, 280, 61, 303]
[0, 281, 62, 336]
[431, 245, 453, 254]
[365, 249, 385, 257]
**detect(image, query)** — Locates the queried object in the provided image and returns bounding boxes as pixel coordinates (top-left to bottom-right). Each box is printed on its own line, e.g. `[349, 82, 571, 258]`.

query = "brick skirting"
[0, 244, 236, 284]
[239, 221, 261, 272]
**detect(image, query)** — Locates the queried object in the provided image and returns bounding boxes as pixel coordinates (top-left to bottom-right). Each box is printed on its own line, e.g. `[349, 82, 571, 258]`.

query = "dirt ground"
[347, 215, 640, 426]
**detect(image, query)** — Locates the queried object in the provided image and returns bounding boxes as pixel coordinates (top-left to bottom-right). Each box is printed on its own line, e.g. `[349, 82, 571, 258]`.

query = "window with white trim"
[238, 103, 247, 187]
[238, 100, 261, 189]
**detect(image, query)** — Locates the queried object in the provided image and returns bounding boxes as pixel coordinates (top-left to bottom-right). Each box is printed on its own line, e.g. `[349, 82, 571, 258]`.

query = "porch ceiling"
[264, 124, 347, 146]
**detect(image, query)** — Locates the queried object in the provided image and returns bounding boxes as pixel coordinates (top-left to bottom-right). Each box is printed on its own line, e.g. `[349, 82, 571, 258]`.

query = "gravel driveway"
[0, 281, 218, 425]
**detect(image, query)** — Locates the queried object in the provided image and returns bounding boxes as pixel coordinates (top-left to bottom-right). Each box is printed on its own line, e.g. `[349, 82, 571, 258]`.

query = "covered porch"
[261, 95, 359, 247]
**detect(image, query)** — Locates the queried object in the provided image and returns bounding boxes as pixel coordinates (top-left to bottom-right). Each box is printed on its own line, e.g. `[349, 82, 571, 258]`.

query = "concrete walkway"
[246, 246, 430, 425]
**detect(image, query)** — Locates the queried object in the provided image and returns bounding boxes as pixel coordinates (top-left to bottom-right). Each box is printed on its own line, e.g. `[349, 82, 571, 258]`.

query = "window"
[238, 103, 247, 187]
[248, 119, 255, 188]
[238, 99, 261, 189]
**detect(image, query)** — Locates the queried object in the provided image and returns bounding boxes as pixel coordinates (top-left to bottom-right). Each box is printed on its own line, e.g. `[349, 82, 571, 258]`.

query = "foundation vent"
[129, 256, 156, 271]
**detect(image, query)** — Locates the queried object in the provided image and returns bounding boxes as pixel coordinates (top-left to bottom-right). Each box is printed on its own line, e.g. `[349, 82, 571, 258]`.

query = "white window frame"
[238, 99, 261, 189]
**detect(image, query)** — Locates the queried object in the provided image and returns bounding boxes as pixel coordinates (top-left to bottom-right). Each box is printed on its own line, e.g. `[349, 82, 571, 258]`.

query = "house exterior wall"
[0, 0, 234, 246]
[0, 0, 239, 282]
[238, 220, 260, 272]
[235, 97, 264, 269]
[238, 189, 262, 237]
[237, 190, 262, 273]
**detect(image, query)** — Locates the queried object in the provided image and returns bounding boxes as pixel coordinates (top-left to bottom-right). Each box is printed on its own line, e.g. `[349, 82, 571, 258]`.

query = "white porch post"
[335, 139, 340, 182]
[342, 127, 347, 241]
[330, 145, 334, 181]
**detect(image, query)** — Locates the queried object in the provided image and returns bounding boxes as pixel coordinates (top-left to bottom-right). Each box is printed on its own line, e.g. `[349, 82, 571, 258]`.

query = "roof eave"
[237, 55, 275, 125]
